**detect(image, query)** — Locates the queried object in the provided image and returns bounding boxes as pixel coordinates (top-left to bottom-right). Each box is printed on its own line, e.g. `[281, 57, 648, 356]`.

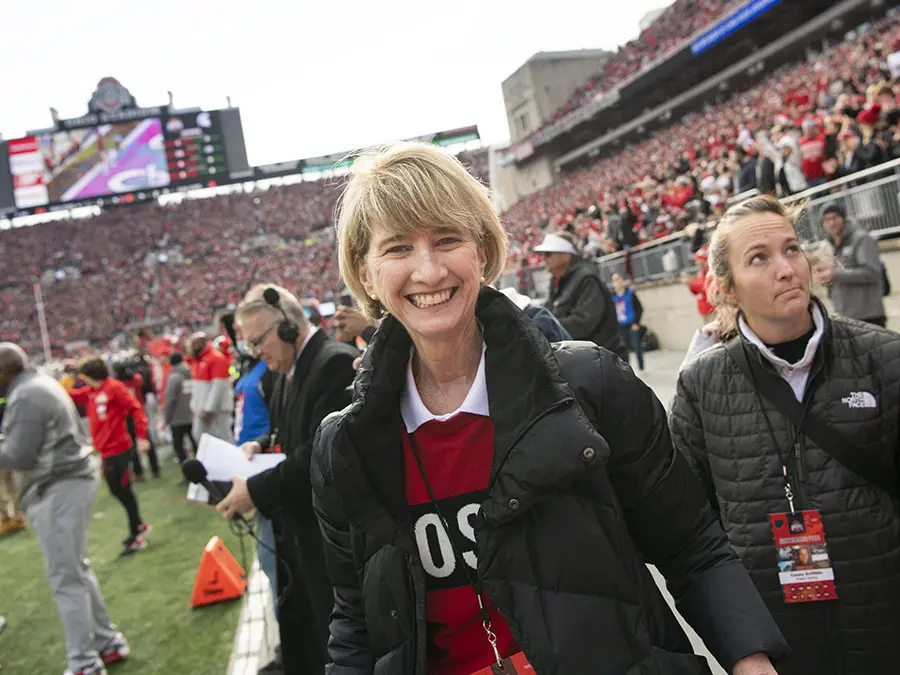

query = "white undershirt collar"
[400, 341, 489, 433]
[738, 304, 825, 401]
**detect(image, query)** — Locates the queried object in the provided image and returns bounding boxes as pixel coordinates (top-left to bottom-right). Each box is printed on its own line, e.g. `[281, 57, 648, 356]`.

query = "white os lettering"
[414, 513, 455, 578]
[457, 504, 480, 570]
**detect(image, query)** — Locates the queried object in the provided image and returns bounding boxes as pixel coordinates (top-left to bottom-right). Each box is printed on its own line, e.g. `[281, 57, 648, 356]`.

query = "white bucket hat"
[533, 233, 577, 255]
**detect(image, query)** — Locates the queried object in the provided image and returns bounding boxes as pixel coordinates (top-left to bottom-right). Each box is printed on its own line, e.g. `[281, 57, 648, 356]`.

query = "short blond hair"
[335, 142, 508, 320]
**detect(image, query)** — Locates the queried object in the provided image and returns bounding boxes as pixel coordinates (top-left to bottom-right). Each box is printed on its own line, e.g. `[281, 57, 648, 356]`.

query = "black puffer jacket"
[670, 309, 900, 675]
[546, 258, 627, 360]
[311, 288, 788, 675]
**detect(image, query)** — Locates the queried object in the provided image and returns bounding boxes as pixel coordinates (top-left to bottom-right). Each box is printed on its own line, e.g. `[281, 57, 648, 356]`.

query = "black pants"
[618, 325, 645, 370]
[171, 424, 196, 464]
[102, 451, 143, 537]
[274, 511, 333, 675]
[126, 416, 159, 477]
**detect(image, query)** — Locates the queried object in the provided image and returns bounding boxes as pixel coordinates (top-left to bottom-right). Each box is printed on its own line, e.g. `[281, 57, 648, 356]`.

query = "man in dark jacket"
[534, 232, 627, 360]
[216, 284, 357, 675]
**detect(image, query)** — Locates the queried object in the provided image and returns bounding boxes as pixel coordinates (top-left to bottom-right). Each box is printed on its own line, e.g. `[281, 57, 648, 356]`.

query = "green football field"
[0, 466, 250, 674]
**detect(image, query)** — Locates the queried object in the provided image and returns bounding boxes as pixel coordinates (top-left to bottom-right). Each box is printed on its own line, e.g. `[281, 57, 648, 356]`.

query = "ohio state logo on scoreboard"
[88, 77, 136, 114]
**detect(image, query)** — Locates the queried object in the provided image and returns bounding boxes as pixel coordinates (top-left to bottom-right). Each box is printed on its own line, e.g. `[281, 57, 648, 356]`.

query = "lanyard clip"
[477, 594, 504, 669]
[783, 465, 796, 514]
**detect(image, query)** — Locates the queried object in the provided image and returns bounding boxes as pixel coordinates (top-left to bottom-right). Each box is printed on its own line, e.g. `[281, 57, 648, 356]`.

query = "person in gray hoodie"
[163, 351, 195, 466]
[0, 343, 130, 675]
[813, 202, 886, 326]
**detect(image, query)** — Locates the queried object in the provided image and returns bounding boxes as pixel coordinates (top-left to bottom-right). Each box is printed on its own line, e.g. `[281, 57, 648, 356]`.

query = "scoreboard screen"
[163, 111, 229, 185]
[2, 107, 250, 216]
[8, 118, 170, 210]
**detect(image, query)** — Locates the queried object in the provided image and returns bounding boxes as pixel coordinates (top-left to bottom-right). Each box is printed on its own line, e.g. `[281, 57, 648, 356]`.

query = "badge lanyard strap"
[744, 365, 809, 515]
[407, 433, 504, 670]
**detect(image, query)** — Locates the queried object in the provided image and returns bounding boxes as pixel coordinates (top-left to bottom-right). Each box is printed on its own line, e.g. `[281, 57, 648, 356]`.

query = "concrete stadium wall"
[635, 245, 900, 352]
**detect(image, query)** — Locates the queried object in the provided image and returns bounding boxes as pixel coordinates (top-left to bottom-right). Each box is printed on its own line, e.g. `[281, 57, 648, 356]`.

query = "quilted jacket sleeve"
[311, 416, 374, 675]
[587, 348, 789, 668]
[669, 366, 720, 517]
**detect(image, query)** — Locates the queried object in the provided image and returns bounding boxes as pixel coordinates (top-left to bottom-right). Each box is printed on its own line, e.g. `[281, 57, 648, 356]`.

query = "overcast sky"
[1, 0, 669, 166]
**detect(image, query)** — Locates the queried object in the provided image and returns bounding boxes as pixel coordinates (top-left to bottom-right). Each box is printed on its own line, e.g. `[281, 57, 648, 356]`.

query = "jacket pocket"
[624, 647, 713, 675]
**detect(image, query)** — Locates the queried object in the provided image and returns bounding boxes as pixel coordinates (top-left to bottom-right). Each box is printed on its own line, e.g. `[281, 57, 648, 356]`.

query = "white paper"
[184, 433, 286, 502]
[186, 483, 210, 503]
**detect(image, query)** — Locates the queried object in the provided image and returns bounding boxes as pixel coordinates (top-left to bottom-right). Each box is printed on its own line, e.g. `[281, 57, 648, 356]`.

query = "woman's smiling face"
[360, 224, 486, 343]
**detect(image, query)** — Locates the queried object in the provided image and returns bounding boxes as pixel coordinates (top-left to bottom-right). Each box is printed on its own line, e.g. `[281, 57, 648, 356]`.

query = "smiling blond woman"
[311, 143, 787, 675]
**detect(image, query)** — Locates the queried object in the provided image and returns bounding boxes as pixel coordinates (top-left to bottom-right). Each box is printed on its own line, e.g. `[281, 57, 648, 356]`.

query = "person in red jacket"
[72, 357, 151, 557]
[682, 246, 716, 320]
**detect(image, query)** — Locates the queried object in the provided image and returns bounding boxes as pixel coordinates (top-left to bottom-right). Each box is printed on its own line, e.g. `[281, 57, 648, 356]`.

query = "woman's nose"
[411, 249, 447, 284]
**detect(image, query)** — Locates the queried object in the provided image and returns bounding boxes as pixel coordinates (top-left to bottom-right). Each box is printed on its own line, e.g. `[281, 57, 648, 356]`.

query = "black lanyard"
[728, 339, 810, 513]
[407, 432, 504, 669]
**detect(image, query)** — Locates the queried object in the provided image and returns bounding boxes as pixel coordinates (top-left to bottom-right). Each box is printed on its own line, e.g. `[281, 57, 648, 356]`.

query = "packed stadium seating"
[528, 0, 742, 137]
[505, 13, 900, 266]
[2, 9, 899, 352]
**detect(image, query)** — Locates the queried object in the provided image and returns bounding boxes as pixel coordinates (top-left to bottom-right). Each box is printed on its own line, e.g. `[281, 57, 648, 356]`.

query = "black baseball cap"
[823, 202, 846, 220]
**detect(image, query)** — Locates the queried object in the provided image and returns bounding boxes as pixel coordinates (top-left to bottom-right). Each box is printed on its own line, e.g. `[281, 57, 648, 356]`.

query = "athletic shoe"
[99, 632, 130, 665]
[0, 615, 6, 635]
[118, 535, 147, 557]
[121, 524, 151, 545]
[63, 664, 108, 675]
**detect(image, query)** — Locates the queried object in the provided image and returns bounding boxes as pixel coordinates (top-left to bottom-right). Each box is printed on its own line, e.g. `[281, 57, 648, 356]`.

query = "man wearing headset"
[217, 284, 357, 675]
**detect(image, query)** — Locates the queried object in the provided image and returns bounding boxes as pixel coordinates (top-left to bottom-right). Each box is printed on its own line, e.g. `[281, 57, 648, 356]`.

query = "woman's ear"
[359, 263, 374, 298]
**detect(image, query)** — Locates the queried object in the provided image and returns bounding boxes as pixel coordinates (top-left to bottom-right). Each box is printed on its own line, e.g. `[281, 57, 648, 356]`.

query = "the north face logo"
[841, 391, 877, 409]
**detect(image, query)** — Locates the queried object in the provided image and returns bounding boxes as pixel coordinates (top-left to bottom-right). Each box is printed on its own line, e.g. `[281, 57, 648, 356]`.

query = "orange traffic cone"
[191, 536, 247, 608]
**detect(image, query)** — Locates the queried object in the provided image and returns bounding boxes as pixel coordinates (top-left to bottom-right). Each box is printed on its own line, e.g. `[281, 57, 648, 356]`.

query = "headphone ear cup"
[277, 319, 299, 344]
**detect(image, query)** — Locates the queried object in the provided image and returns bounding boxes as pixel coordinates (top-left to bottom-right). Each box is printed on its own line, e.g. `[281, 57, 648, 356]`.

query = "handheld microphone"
[182, 458, 251, 528]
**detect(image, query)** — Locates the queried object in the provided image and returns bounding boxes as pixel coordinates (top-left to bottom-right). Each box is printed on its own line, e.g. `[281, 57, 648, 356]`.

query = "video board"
[8, 118, 170, 210]
[3, 108, 249, 216]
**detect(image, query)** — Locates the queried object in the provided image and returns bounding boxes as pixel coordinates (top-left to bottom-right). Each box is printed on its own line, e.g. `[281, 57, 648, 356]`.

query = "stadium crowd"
[528, 0, 743, 136]
[505, 13, 900, 266]
[2, 11, 900, 355]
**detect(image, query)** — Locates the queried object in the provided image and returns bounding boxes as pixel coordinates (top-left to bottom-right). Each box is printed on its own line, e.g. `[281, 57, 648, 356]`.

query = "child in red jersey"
[71, 357, 151, 556]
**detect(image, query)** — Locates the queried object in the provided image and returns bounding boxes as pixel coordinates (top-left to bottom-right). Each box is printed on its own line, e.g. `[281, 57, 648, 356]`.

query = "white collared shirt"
[400, 342, 489, 433]
[738, 304, 825, 402]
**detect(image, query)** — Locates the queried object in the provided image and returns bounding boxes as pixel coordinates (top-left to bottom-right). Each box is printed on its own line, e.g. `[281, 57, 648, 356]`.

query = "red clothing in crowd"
[689, 271, 715, 317]
[70, 378, 148, 458]
[799, 133, 827, 180]
[123, 373, 145, 407]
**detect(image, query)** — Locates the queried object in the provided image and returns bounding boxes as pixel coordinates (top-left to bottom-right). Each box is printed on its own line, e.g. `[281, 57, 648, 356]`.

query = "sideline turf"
[0, 468, 251, 674]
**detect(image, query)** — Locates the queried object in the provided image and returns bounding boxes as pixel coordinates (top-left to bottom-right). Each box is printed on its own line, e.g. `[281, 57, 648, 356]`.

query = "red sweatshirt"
[403, 414, 519, 675]
[70, 378, 148, 458]
[689, 271, 715, 317]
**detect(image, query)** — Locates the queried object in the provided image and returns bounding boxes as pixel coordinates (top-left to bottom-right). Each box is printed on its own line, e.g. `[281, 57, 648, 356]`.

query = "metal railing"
[508, 157, 900, 301]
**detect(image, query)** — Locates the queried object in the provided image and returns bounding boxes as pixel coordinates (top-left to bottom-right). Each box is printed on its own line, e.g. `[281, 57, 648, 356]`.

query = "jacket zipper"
[790, 437, 808, 511]
[790, 359, 824, 511]
[490, 396, 575, 486]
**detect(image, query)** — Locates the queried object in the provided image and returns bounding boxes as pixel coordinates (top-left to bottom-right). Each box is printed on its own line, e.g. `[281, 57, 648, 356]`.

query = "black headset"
[263, 288, 300, 344]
